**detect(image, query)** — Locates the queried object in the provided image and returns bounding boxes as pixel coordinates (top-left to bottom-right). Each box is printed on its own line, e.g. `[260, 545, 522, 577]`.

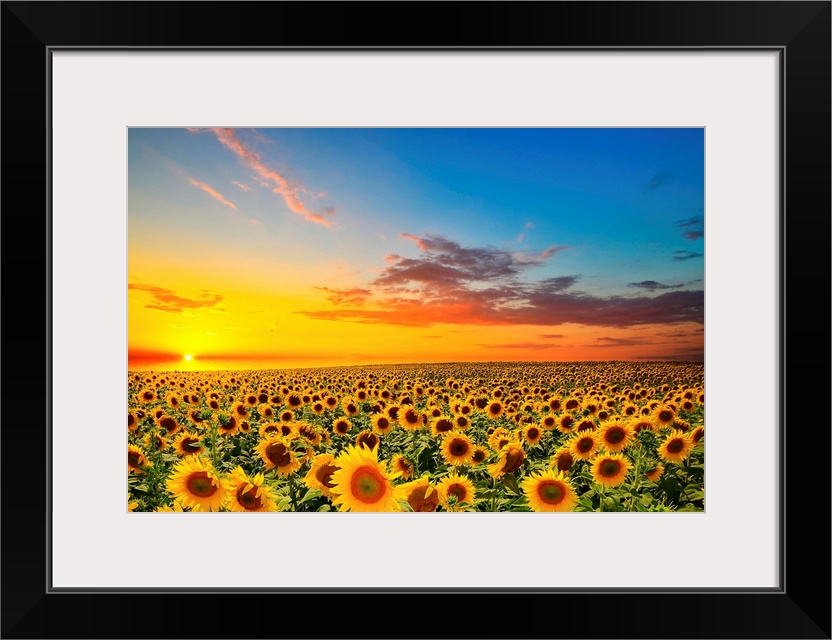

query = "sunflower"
[166, 456, 227, 512]
[598, 420, 634, 453]
[441, 431, 474, 466]
[523, 424, 544, 446]
[187, 408, 208, 428]
[488, 442, 525, 478]
[690, 425, 705, 445]
[575, 417, 596, 433]
[128, 444, 152, 474]
[645, 464, 665, 482]
[653, 404, 676, 428]
[453, 415, 470, 430]
[372, 414, 395, 435]
[230, 402, 249, 420]
[255, 435, 301, 476]
[155, 414, 181, 436]
[258, 403, 275, 420]
[569, 431, 601, 461]
[329, 444, 403, 512]
[259, 422, 281, 438]
[165, 392, 182, 410]
[311, 401, 325, 415]
[279, 409, 295, 423]
[217, 414, 239, 437]
[355, 429, 380, 452]
[470, 446, 488, 466]
[436, 472, 476, 511]
[138, 388, 157, 403]
[304, 453, 341, 498]
[128, 411, 138, 432]
[399, 475, 440, 512]
[431, 416, 455, 437]
[398, 407, 423, 431]
[550, 447, 575, 472]
[296, 422, 322, 446]
[486, 401, 504, 418]
[590, 453, 632, 488]
[332, 416, 352, 435]
[521, 468, 578, 512]
[223, 466, 279, 512]
[540, 415, 557, 431]
[629, 417, 655, 433]
[174, 431, 205, 457]
[658, 429, 694, 463]
[341, 397, 360, 416]
[556, 413, 576, 434]
[390, 454, 414, 479]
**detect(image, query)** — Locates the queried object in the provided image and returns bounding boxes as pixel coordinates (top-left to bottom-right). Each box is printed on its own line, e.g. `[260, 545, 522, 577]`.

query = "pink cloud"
[200, 128, 333, 227]
[233, 181, 251, 192]
[187, 178, 237, 210]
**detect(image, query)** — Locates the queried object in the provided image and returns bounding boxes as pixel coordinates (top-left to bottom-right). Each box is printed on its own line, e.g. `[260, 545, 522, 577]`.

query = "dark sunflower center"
[182, 438, 201, 452]
[561, 416, 574, 429]
[544, 417, 556, 427]
[377, 417, 390, 430]
[693, 430, 704, 443]
[538, 481, 565, 504]
[236, 485, 263, 510]
[667, 439, 685, 453]
[358, 433, 379, 450]
[605, 427, 625, 444]
[350, 467, 386, 503]
[435, 419, 453, 433]
[578, 437, 594, 452]
[408, 486, 438, 512]
[128, 451, 141, 466]
[449, 439, 469, 457]
[472, 450, 486, 463]
[405, 411, 419, 424]
[186, 472, 217, 497]
[266, 443, 291, 467]
[235, 406, 247, 416]
[335, 421, 349, 434]
[159, 417, 177, 433]
[489, 403, 501, 414]
[448, 484, 467, 501]
[565, 399, 579, 410]
[142, 391, 154, 400]
[658, 410, 673, 422]
[599, 459, 622, 477]
[527, 428, 540, 440]
[263, 425, 278, 434]
[557, 452, 574, 471]
[316, 464, 339, 488]
[502, 449, 524, 474]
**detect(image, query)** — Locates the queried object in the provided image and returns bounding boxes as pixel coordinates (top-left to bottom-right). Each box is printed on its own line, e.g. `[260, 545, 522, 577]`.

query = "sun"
[184, 354, 192, 361]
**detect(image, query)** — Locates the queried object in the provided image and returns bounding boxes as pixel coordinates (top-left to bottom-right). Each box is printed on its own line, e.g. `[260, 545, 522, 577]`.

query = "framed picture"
[3, 1, 829, 638]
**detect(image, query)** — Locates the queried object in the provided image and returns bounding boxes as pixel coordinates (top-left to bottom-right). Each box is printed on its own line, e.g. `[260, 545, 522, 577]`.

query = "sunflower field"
[127, 362, 704, 513]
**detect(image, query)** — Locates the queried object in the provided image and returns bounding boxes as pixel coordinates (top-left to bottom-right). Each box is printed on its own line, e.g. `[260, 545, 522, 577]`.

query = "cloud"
[186, 178, 237, 210]
[301, 233, 703, 329]
[314, 286, 371, 306]
[593, 336, 651, 347]
[673, 250, 704, 261]
[129, 283, 224, 314]
[232, 181, 251, 192]
[676, 215, 704, 241]
[628, 280, 683, 291]
[194, 128, 332, 227]
[538, 333, 565, 339]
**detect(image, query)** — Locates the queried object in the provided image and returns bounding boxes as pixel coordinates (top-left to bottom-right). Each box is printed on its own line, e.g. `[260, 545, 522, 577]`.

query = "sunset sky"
[128, 128, 704, 370]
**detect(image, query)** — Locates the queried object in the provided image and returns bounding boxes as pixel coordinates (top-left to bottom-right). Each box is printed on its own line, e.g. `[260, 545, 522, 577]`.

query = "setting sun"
[184, 354, 192, 361]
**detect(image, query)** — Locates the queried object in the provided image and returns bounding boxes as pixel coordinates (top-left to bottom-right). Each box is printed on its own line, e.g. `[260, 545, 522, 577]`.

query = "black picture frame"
[2, 2, 829, 638]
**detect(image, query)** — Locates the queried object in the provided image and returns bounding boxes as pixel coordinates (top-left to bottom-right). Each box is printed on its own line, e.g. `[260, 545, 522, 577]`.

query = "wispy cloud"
[648, 170, 673, 190]
[313, 286, 371, 306]
[477, 342, 559, 349]
[129, 283, 224, 314]
[193, 128, 333, 227]
[628, 280, 683, 291]
[187, 178, 237, 210]
[676, 215, 704, 241]
[673, 250, 704, 261]
[232, 181, 250, 192]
